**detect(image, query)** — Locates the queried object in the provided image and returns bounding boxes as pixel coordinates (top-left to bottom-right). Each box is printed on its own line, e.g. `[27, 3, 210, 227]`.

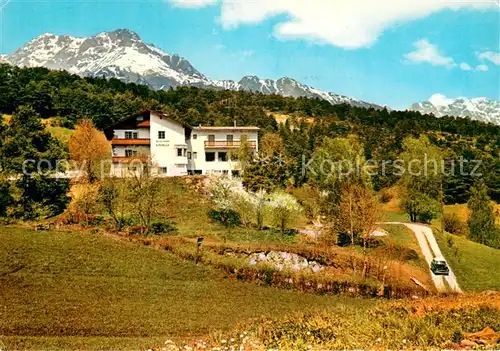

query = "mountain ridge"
[410, 94, 500, 125]
[2, 29, 499, 124]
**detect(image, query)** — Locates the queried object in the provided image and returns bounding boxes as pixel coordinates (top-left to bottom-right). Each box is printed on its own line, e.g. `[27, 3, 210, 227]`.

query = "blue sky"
[0, 0, 499, 109]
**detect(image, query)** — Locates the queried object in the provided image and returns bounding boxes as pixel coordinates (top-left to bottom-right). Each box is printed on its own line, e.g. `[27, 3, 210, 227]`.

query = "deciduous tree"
[68, 119, 111, 183]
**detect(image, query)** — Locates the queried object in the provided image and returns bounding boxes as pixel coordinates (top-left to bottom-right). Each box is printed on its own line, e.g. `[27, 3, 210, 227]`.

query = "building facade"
[104, 110, 259, 177]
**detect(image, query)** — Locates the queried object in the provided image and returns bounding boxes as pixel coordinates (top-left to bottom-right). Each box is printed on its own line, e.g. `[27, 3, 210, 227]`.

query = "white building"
[104, 110, 259, 177]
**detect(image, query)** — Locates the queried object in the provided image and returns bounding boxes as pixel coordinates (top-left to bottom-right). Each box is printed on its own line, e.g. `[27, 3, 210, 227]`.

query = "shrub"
[118, 216, 134, 229]
[291, 185, 321, 220]
[0, 179, 13, 217]
[443, 213, 467, 236]
[208, 209, 241, 228]
[379, 188, 393, 203]
[151, 221, 177, 235]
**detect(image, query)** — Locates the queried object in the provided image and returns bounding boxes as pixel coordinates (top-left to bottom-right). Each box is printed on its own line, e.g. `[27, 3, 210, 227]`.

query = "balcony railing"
[204, 140, 256, 148]
[111, 138, 151, 146]
[112, 156, 150, 163]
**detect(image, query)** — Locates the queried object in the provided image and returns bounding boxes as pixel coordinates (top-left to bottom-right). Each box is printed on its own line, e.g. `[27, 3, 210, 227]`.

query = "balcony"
[204, 140, 256, 149]
[111, 138, 150, 146]
[112, 156, 150, 163]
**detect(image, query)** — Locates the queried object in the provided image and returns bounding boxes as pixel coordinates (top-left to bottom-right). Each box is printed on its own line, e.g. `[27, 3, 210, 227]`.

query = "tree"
[100, 177, 129, 231]
[401, 189, 439, 223]
[235, 134, 253, 172]
[335, 184, 380, 246]
[249, 189, 268, 230]
[128, 164, 165, 233]
[399, 135, 444, 198]
[309, 136, 371, 207]
[242, 155, 295, 192]
[268, 190, 302, 235]
[68, 119, 111, 183]
[260, 132, 284, 160]
[0, 106, 70, 218]
[468, 180, 497, 247]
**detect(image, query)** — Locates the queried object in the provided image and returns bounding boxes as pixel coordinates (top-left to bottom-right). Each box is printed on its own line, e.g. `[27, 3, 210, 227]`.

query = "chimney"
[234, 120, 237, 127]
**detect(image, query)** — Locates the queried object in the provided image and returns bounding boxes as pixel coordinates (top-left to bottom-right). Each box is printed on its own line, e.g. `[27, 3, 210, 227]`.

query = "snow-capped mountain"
[1, 29, 382, 109]
[215, 76, 379, 109]
[410, 94, 500, 125]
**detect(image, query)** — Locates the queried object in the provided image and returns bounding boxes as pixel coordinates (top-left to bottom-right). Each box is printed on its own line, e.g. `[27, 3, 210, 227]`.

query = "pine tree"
[0, 106, 70, 218]
[467, 180, 497, 247]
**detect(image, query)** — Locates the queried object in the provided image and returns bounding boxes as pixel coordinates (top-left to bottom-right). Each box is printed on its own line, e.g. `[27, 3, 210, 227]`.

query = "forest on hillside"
[0, 63, 499, 204]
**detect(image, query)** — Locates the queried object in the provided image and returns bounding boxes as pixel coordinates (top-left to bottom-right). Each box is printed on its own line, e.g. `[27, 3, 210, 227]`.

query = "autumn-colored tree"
[68, 119, 111, 183]
[260, 132, 284, 160]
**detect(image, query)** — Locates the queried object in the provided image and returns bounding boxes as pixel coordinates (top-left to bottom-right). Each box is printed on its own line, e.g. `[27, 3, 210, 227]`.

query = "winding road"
[384, 222, 462, 293]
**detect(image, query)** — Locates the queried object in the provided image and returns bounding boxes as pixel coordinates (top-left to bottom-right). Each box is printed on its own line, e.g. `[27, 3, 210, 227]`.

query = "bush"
[379, 188, 393, 204]
[443, 213, 467, 236]
[291, 185, 321, 220]
[208, 209, 241, 228]
[0, 180, 13, 217]
[151, 221, 177, 235]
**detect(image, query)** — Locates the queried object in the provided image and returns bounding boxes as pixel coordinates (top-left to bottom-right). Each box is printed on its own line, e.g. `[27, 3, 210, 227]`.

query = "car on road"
[431, 257, 450, 276]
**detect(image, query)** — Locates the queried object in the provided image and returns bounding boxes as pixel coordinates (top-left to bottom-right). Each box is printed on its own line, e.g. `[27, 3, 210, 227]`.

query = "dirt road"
[384, 222, 462, 293]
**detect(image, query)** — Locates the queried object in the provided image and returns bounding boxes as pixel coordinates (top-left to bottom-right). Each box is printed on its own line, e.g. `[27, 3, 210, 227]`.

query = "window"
[192, 134, 197, 140]
[187, 152, 192, 159]
[125, 149, 137, 157]
[136, 116, 144, 122]
[177, 148, 183, 157]
[159, 167, 167, 174]
[125, 131, 137, 139]
[205, 152, 215, 162]
[227, 135, 233, 146]
[208, 134, 215, 145]
[193, 152, 198, 159]
[158, 131, 165, 139]
[218, 152, 227, 162]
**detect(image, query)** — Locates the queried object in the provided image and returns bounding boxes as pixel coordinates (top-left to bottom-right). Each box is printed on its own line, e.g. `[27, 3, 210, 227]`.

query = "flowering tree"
[268, 191, 302, 235]
[249, 189, 268, 230]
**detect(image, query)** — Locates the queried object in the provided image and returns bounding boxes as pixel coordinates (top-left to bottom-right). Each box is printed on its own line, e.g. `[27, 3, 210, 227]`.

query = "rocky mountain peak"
[4, 28, 498, 123]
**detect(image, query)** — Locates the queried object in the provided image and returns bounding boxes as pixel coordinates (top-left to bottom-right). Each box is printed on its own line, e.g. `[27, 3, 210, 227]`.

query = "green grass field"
[0, 226, 369, 349]
[434, 230, 500, 291]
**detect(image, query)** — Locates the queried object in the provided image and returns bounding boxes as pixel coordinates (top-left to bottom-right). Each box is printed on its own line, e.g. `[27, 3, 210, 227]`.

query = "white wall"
[113, 128, 150, 139]
[112, 145, 150, 157]
[149, 112, 188, 176]
[187, 129, 258, 175]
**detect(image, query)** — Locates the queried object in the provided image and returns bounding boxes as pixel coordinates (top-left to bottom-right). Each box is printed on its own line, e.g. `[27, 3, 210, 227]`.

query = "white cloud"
[169, 0, 217, 8]
[459, 62, 472, 71]
[168, 0, 495, 49]
[475, 64, 489, 71]
[215, 44, 254, 60]
[404, 39, 456, 67]
[478, 51, 500, 65]
[239, 50, 254, 58]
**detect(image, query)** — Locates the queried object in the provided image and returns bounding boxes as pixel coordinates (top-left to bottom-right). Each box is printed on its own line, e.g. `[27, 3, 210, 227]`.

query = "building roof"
[103, 110, 190, 140]
[103, 110, 259, 140]
[192, 126, 260, 131]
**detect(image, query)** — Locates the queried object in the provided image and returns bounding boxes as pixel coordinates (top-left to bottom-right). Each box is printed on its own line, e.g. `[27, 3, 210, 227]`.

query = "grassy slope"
[0, 226, 368, 349]
[434, 230, 500, 291]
